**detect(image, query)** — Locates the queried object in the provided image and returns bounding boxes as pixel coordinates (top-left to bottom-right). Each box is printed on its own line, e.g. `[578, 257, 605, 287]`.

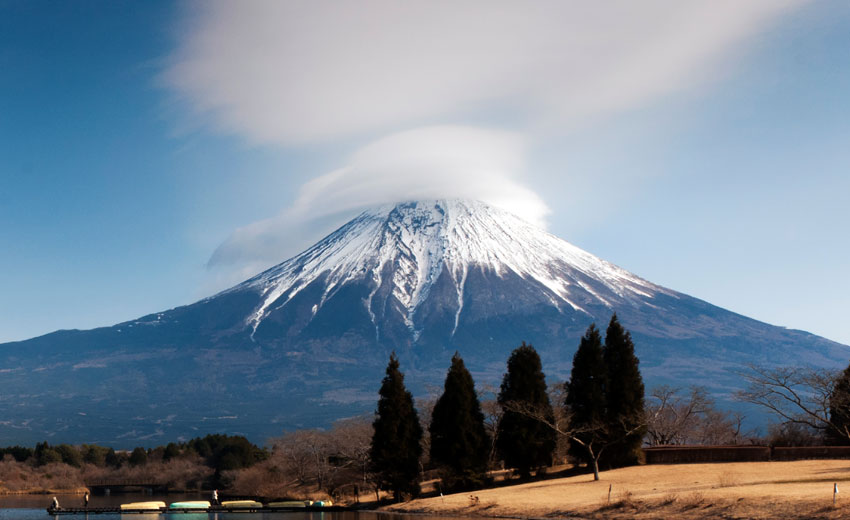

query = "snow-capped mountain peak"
[238, 199, 670, 339]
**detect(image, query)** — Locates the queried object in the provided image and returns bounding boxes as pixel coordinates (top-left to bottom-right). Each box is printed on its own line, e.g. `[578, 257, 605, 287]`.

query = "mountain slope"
[0, 200, 846, 445]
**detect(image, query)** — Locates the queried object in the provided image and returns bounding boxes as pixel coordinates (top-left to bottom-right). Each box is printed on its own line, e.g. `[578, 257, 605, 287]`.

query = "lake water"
[0, 496, 451, 520]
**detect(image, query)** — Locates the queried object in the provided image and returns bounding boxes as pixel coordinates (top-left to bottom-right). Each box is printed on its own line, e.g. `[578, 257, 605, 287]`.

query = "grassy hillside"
[389, 460, 850, 519]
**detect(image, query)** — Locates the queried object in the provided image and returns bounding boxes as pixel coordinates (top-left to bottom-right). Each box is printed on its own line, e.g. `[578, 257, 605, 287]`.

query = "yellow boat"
[120, 501, 166, 511]
[220, 500, 262, 509]
[266, 501, 307, 508]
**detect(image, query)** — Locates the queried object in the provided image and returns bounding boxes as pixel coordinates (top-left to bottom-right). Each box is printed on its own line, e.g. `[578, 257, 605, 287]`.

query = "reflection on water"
[123, 515, 163, 520]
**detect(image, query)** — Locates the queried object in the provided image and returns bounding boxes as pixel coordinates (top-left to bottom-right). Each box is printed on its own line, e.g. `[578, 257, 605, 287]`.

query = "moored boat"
[266, 501, 307, 508]
[119, 501, 166, 511]
[220, 500, 262, 509]
[168, 501, 210, 509]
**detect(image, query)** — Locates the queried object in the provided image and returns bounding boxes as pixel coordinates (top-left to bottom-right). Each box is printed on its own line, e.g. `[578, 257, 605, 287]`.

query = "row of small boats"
[119, 499, 333, 511]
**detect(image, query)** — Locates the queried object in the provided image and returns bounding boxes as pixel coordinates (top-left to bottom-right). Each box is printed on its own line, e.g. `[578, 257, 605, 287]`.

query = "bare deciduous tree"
[328, 417, 375, 499]
[546, 383, 570, 465]
[735, 365, 845, 441]
[766, 421, 821, 447]
[416, 390, 438, 475]
[264, 419, 380, 499]
[478, 383, 503, 470]
[646, 386, 711, 445]
[646, 386, 745, 446]
[501, 390, 644, 481]
[699, 409, 746, 445]
[271, 431, 316, 485]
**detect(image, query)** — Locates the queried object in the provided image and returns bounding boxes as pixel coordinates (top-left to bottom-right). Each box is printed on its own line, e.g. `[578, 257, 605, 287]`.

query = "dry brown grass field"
[387, 460, 850, 519]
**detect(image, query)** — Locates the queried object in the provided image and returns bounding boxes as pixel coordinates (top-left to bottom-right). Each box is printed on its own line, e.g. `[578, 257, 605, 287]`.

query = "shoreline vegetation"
[0, 489, 88, 496]
[0, 428, 371, 502]
[9, 459, 850, 519]
[0, 459, 846, 520]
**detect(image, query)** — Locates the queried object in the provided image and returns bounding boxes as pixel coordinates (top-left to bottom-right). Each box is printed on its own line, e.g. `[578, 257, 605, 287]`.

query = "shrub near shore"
[0, 427, 373, 503]
[0, 451, 211, 494]
[0, 435, 261, 494]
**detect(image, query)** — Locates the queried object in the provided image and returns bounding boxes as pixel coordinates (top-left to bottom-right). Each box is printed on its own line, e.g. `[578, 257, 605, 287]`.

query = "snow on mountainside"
[235, 200, 673, 341]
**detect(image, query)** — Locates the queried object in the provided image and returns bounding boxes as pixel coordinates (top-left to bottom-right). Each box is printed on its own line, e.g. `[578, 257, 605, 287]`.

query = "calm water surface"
[0, 499, 457, 520]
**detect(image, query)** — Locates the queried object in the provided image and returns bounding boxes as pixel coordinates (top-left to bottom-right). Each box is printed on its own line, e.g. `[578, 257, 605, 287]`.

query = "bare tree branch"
[735, 364, 847, 441]
[501, 392, 644, 481]
[646, 386, 745, 446]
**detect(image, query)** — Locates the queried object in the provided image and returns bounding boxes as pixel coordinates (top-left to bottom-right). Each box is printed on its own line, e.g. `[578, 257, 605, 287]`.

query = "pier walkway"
[48, 505, 347, 515]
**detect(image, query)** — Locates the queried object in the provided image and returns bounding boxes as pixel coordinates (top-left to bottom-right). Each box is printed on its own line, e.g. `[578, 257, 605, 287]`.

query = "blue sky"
[1, 1, 848, 346]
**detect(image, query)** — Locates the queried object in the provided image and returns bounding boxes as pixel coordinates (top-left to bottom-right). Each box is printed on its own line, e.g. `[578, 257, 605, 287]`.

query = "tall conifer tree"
[828, 363, 850, 445]
[430, 352, 490, 490]
[564, 324, 608, 478]
[496, 342, 556, 477]
[603, 314, 646, 466]
[370, 352, 423, 500]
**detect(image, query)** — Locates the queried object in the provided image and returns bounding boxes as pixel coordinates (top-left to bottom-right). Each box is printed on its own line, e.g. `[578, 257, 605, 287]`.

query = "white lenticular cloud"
[208, 126, 545, 272]
[164, 0, 805, 145]
[290, 126, 545, 225]
[180, 0, 809, 288]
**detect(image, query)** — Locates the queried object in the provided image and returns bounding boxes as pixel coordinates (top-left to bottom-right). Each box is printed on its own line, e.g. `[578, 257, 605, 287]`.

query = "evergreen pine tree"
[163, 442, 181, 461]
[564, 323, 608, 479]
[105, 447, 122, 468]
[370, 352, 423, 500]
[129, 446, 148, 467]
[496, 342, 556, 478]
[430, 352, 490, 490]
[602, 314, 646, 467]
[828, 363, 850, 445]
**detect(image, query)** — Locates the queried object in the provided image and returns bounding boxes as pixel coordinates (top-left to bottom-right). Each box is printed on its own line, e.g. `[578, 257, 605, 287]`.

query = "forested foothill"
[4, 314, 850, 504]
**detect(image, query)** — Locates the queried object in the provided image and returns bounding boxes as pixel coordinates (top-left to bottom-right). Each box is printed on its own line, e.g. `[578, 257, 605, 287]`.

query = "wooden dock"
[47, 506, 348, 515]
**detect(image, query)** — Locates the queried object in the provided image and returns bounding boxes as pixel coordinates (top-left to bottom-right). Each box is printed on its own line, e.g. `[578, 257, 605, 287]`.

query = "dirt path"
[386, 460, 850, 519]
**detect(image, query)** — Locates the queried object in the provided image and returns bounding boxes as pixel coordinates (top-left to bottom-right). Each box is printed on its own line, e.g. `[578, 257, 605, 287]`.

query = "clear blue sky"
[1, 1, 848, 346]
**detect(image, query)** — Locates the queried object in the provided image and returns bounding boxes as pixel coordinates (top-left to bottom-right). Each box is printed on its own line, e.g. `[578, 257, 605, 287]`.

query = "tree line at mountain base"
[3, 313, 850, 503]
[369, 314, 650, 499]
[367, 313, 850, 501]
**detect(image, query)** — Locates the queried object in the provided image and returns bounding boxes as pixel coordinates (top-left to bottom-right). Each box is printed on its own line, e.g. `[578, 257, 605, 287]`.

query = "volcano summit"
[1, 200, 846, 444]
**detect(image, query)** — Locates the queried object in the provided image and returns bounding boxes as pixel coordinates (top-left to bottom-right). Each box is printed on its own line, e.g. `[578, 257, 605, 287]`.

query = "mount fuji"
[1, 199, 846, 445]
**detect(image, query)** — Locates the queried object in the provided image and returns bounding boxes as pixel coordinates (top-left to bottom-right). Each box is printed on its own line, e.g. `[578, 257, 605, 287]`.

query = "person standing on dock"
[84, 492, 89, 509]
[212, 489, 219, 506]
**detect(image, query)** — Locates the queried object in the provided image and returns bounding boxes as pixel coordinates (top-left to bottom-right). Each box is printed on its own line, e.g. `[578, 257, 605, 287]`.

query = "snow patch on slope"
[233, 199, 671, 339]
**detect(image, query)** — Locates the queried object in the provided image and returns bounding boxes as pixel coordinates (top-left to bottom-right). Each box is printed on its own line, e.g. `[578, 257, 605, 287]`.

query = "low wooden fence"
[772, 446, 850, 461]
[643, 445, 850, 464]
[644, 445, 769, 464]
